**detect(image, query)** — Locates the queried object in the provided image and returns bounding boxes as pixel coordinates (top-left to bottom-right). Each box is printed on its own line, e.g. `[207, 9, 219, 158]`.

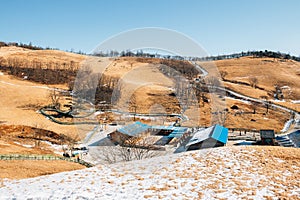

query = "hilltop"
[0, 46, 85, 69]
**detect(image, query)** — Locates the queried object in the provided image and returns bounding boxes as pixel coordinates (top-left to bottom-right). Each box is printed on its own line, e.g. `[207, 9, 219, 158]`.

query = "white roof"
[186, 126, 214, 147]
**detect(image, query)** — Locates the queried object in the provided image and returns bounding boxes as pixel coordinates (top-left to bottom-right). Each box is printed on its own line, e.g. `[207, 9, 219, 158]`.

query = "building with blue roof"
[185, 124, 228, 151]
[118, 121, 150, 137]
[108, 121, 151, 145]
[108, 121, 189, 147]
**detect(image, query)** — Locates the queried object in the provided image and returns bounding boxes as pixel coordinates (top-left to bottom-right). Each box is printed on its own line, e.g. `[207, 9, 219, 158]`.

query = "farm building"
[107, 121, 150, 145]
[186, 124, 228, 151]
[107, 122, 189, 147]
[276, 130, 300, 148]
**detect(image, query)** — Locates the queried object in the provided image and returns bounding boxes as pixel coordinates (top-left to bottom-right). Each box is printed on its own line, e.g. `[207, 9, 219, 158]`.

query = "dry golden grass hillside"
[0, 46, 85, 70]
[0, 72, 87, 139]
[200, 57, 300, 100]
[0, 48, 295, 133]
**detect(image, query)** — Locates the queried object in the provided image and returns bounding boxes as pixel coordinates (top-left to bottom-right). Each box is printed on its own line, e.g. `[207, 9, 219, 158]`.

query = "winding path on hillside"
[193, 62, 299, 113]
[1, 63, 299, 130]
[192, 61, 300, 133]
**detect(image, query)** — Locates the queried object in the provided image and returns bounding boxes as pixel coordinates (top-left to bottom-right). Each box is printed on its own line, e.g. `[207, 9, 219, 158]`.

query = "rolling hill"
[0, 146, 299, 199]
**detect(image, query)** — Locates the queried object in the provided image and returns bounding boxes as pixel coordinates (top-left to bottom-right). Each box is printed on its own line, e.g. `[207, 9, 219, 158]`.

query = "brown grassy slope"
[199, 57, 300, 100]
[0, 160, 85, 180]
[0, 46, 85, 70]
[0, 48, 293, 133]
[190, 94, 289, 131]
[0, 124, 73, 155]
[0, 72, 89, 139]
[102, 57, 179, 114]
[224, 98, 289, 131]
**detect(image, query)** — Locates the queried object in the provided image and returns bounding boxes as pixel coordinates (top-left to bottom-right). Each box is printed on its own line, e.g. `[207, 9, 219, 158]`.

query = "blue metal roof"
[118, 123, 188, 138]
[167, 127, 188, 138]
[117, 121, 150, 137]
[211, 124, 228, 144]
[152, 125, 188, 138]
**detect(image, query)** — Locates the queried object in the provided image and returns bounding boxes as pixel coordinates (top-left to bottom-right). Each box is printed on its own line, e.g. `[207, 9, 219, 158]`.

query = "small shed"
[260, 130, 275, 145]
[186, 124, 228, 151]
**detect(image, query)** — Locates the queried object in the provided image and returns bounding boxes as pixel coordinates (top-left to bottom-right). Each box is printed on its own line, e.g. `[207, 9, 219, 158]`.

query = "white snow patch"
[272, 99, 286, 103]
[281, 86, 291, 90]
[281, 119, 294, 132]
[13, 142, 34, 148]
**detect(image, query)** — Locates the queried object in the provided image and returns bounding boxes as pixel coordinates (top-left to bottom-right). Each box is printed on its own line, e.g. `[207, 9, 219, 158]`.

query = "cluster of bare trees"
[71, 66, 121, 109]
[194, 50, 300, 62]
[159, 59, 199, 79]
[0, 57, 79, 84]
[134, 57, 198, 79]
[211, 109, 229, 126]
[0, 57, 80, 71]
[0, 41, 45, 50]
[0, 41, 86, 55]
[101, 136, 159, 164]
[174, 78, 198, 111]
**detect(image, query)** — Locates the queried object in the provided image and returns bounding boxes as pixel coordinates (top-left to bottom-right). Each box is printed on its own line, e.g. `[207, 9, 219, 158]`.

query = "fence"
[0, 154, 94, 168]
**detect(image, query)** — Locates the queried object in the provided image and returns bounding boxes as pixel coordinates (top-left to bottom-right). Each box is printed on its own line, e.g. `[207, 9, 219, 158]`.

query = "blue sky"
[0, 0, 299, 56]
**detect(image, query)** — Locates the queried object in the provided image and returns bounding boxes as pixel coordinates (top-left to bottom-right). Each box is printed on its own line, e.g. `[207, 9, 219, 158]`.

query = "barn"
[107, 122, 189, 147]
[107, 121, 150, 145]
[186, 124, 228, 151]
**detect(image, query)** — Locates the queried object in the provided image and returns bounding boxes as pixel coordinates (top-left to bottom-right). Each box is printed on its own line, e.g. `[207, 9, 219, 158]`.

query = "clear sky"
[0, 0, 299, 56]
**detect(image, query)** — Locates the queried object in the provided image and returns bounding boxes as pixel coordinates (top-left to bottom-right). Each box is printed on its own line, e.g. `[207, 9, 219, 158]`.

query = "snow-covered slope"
[0, 146, 299, 199]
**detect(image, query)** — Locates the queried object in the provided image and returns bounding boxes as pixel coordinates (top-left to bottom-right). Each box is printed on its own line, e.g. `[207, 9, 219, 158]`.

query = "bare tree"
[129, 95, 138, 121]
[101, 136, 159, 164]
[101, 145, 119, 164]
[126, 137, 159, 160]
[128, 60, 134, 68]
[213, 109, 229, 126]
[249, 76, 258, 88]
[220, 71, 228, 80]
[250, 102, 259, 114]
[260, 95, 271, 114]
[49, 89, 61, 109]
[65, 134, 80, 157]
[33, 123, 45, 147]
